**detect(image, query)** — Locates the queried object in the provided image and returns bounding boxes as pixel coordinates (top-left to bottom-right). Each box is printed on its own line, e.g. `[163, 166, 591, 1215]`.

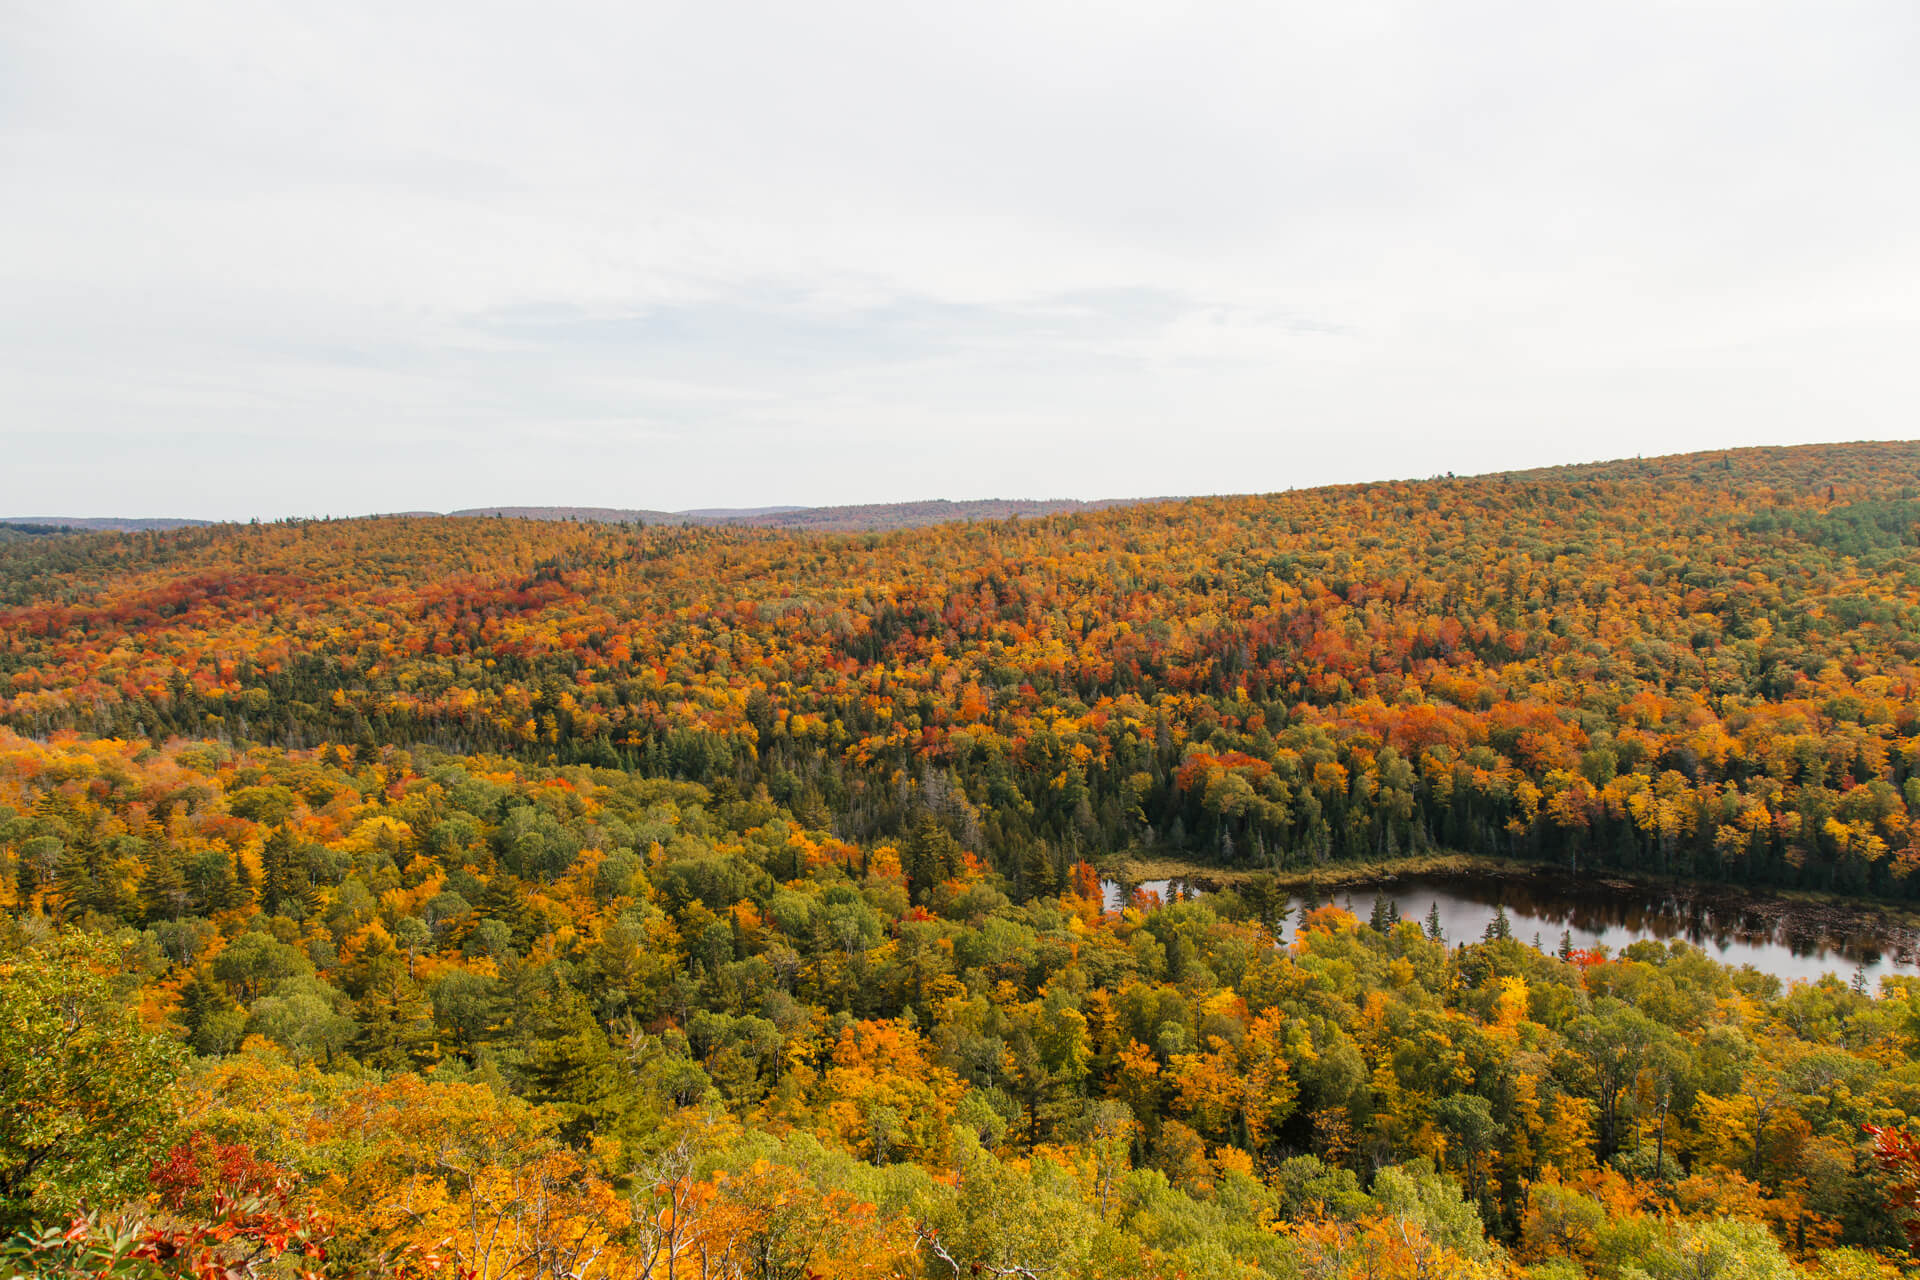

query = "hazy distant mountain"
[716, 498, 1148, 531]
[6, 498, 1152, 535]
[447, 506, 682, 523]
[1, 516, 214, 532]
[446, 499, 1143, 530]
[678, 506, 810, 519]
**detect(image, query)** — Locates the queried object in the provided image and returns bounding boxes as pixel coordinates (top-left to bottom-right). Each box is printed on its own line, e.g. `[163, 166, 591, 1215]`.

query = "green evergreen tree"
[1484, 904, 1513, 942]
[176, 965, 244, 1056]
[476, 873, 540, 951]
[906, 813, 963, 904]
[138, 840, 189, 923]
[354, 953, 435, 1074]
[186, 850, 238, 916]
[12, 857, 35, 913]
[14, 836, 62, 912]
[51, 841, 127, 924]
[511, 972, 627, 1142]
[1019, 840, 1060, 899]
[232, 848, 254, 906]
[259, 826, 312, 917]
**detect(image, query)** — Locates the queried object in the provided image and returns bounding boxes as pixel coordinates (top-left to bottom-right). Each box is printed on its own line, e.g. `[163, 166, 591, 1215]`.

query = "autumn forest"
[9, 441, 1920, 1278]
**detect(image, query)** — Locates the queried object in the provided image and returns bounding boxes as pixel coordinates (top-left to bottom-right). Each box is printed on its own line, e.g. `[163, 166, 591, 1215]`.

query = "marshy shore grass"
[1096, 850, 1533, 890]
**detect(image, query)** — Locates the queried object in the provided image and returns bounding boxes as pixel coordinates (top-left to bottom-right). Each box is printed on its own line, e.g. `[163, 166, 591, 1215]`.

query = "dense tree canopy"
[4, 443, 1919, 899]
[6, 442, 1920, 1276]
[0, 726, 1918, 1275]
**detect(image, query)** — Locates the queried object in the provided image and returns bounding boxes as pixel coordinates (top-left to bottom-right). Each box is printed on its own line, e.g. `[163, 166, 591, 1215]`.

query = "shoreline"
[1095, 850, 1920, 938]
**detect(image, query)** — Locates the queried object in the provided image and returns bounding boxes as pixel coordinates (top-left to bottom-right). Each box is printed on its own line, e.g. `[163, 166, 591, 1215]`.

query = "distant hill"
[1, 516, 214, 532]
[6, 501, 1137, 534]
[717, 497, 1150, 531]
[679, 506, 811, 519]
[447, 506, 682, 523]
[432, 499, 1149, 531]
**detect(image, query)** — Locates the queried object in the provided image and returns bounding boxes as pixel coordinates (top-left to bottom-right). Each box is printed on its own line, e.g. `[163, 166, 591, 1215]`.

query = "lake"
[1101, 869, 1920, 989]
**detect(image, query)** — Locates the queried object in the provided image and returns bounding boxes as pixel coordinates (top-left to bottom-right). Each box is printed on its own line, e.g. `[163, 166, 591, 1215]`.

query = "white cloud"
[2, 0, 1916, 518]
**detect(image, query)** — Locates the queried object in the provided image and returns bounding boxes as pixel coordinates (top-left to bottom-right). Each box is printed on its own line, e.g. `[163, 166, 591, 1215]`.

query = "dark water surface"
[1101, 870, 1920, 988]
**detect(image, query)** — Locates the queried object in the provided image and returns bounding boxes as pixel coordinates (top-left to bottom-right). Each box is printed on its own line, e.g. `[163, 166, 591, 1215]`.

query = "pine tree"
[52, 841, 121, 924]
[905, 813, 962, 904]
[354, 950, 436, 1074]
[1425, 902, 1445, 942]
[512, 974, 627, 1141]
[1020, 840, 1059, 900]
[232, 848, 255, 908]
[476, 873, 540, 951]
[186, 850, 239, 916]
[1243, 874, 1290, 943]
[259, 827, 311, 917]
[1484, 905, 1513, 942]
[139, 840, 189, 923]
[13, 857, 36, 913]
[178, 965, 240, 1048]
[14, 836, 63, 912]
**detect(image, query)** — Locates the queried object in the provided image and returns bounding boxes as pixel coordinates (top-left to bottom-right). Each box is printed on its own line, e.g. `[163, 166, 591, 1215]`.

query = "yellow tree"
[313, 1074, 625, 1279]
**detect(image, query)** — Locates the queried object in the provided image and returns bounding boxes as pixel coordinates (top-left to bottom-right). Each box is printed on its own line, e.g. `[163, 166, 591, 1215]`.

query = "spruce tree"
[13, 857, 36, 913]
[512, 973, 627, 1141]
[1020, 840, 1059, 900]
[905, 813, 962, 904]
[177, 965, 240, 1049]
[354, 949, 435, 1074]
[52, 841, 128, 924]
[232, 848, 255, 907]
[1484, 905, 1513, 942]
[259, 826, 311, 916]
[139, 841, 189, 923]
[186, 849, 238, 915]
[476, 873, 540, 951]
[14, 836, 63, 912]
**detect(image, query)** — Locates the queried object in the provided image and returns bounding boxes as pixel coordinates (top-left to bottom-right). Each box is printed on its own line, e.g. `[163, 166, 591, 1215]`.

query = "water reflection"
[1100, 871, 1920, 988]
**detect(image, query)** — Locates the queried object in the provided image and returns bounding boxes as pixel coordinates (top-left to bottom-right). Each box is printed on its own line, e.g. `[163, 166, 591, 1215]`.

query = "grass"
[1095, 850, 1540, 890]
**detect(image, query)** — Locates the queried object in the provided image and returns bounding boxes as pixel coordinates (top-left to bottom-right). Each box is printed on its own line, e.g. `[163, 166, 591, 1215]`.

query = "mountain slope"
[3, 438, 1918, 897]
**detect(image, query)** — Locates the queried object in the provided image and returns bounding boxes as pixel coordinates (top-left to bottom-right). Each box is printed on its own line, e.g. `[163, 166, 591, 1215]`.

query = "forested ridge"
[8, 441, 1920, 1278]
[6, 441, 1920, 897]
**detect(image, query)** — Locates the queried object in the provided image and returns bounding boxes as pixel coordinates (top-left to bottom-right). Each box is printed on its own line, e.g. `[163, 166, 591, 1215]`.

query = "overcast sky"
[3, 1, 1916, 520]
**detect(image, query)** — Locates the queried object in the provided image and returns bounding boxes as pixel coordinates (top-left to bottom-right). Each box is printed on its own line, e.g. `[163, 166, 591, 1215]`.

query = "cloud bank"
[3, 0, 1916, 518]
